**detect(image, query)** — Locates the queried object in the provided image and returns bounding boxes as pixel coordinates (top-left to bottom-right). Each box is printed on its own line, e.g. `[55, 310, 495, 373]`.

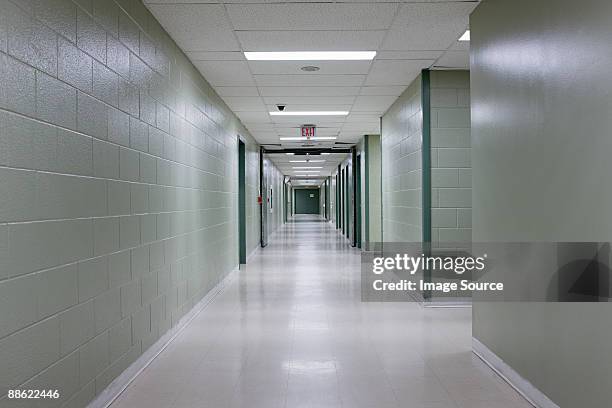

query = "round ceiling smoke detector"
[300, 66, 320, 72]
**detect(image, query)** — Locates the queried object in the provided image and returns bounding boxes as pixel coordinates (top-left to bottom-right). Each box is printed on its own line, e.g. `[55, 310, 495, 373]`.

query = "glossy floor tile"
[111, 216, 532, 408]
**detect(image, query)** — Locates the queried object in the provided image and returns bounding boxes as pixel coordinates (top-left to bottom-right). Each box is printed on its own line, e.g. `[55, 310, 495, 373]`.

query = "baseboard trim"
[472, 337, 560, 408]
[88, 267, 238, 408]
[423, 297, 472, 308]
[423, 301, 472, 308]
[246, 245, 260, 262]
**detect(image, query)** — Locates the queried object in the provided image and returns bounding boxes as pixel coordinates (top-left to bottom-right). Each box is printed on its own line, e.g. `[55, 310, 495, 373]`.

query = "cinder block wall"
[380, 71, 471, 246]
[381, 76, 423, 242]
[0, 0, 269, 406]
[430, 70, 471, 244]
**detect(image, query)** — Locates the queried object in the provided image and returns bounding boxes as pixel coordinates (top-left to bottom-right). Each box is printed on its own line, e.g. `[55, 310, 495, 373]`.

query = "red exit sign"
[301, 125, 316, 138]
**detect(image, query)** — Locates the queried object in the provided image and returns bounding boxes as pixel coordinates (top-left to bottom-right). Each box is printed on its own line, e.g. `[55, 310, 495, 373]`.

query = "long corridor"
[111, 216, 531, 408]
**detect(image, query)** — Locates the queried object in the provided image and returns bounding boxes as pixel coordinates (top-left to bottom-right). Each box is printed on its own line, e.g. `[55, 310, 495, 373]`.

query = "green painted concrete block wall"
[471, 0, 612, 406]
[381, 75, 423, 243]
[430, 70, 471, 245]
[381, 71, 471, 246]
[366, 136, 382, 245]
[0, 0, 267, 406]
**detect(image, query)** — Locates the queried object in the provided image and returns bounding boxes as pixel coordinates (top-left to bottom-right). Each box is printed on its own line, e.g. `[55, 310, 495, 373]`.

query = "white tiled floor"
[111, 215, 532, 408]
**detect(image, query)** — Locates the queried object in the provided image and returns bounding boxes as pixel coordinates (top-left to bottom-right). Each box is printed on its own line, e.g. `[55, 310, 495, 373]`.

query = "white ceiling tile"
[365, 60, 434, 86]
[339, 134, 366, 141]
[339, 132, 370, 139]
[147, 4, 240, 51]
[342, 122, 380, 131]
[382, 3, 476, 51]
[236, 30, 385, 52]
[259, 87, 361, 97]
[193, 61, 255, 86]
[359, 86, 405, 96]
[434, 51, 470, 69]
[148, 0, 477, 150]
[352, 95, 398, 112]
[255, 75, 365, 87]
[186, 51, 246, 61]
[244, 123, 276, 131]
[376, 50, 443, 60]
[223, 97, 267, 111]
[258, 140, 283, 145]
[215, 87, 260, 97]
[263, 96, 356, 105]
[226, 4, 398, 30]
[256, 136, 282, 142]
[235, 112, 271, 123]
[345, 114, 381, 122]
[248, 61, 372, 75]
[250, 131, 278, 137]
[272, 117, 347, 126]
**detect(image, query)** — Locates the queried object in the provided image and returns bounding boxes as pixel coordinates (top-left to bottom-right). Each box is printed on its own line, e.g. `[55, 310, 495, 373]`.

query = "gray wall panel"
[471, 1, 612, 406]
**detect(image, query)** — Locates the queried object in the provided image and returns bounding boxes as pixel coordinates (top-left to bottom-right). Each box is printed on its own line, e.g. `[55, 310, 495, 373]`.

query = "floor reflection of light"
[283, 360, 337, 373]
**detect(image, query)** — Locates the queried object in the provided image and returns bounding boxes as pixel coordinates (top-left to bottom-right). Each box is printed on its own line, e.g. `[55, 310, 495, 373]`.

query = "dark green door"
[238, 140, 246, 264]
[355, 154, 362, 248]
[295, 189, 320, 214]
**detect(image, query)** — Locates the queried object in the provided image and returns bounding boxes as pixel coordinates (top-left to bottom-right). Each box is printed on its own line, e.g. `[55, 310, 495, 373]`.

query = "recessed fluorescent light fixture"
[244, 51, 376, 61]
[279, 136, 337, 141]
[285, 153, 295, 155]
[293, 167, 323, 169]
[321, 153, 331, 155]
[290, 160, 324, 163]
[459, 30, 470, 41]
[270, 111, 348, 116]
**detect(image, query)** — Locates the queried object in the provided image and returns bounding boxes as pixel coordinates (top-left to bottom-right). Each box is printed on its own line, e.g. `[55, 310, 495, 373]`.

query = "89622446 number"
[7, 390, 60, 399]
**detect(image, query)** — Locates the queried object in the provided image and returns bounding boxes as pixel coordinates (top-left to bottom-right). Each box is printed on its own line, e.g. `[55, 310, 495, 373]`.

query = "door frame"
[355, 151, 362, 248]
[238, 137, 247, 265]
[259, 147, 267, 247]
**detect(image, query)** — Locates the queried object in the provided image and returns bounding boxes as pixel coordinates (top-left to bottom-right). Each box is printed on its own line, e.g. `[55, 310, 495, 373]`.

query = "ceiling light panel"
[244, 51, 376, 61]
[270, 111, 348, 116]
